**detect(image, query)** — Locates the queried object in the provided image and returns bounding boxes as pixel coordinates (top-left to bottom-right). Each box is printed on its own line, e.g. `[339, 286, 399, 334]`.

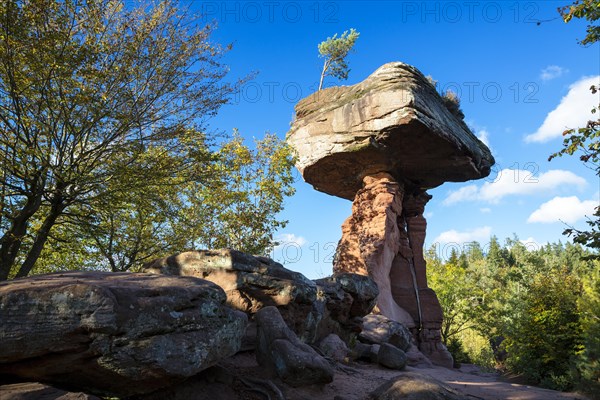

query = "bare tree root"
[239, 377, 285, 400]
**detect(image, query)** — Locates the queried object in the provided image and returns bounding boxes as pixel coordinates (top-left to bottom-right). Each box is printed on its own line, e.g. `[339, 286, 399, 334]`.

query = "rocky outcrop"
[288, 62, 494, 368]
[351, 342, 380, 363]
[405, 344, 434, 368]
[255, 306, 334, 387]
[0, 383, 100, 400]
[333, 173, 413, 326]
[377, 343, 408, 370]
[369, 372, 470, 400]
[144, 249, 319, 341]
[359, 314, 412, 352]
[287, 62, 494, 200]
[314, 272, 379, 342]
[0, 272, 247, 397]
[318, 333, 349, 362]
[333, 172, 452, 367]
[144, 249, 378, 344]
[129, 365, 239, 400]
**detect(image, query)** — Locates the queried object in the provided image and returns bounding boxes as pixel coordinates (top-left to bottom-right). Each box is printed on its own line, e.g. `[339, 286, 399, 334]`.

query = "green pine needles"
[317, 28, 360, 91]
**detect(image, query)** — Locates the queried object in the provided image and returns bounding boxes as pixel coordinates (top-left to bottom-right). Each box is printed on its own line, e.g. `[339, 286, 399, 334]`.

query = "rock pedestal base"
[334, 174, 452, 368]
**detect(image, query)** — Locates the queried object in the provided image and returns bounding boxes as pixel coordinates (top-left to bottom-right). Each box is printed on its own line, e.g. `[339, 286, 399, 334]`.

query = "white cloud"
[479, 169, 586, 202]
[527, 196, 598, 224]
[519, 237, 545, 251]
[432, 226, 492, 245]
[477, 129, 490, 147]
[443, 185, 479, 205]
[540, 65, 567, 81]
[274, 233, 306, 248]
[525, 75, 599, 143]
[272, 233, 307, 265]
[443, 169, 587, 205]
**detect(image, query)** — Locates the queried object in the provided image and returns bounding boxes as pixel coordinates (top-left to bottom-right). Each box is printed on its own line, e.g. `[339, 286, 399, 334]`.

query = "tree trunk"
[0, 184, 45, 280]
[15, 199, 66, 278]
[318, 61, 329, 91]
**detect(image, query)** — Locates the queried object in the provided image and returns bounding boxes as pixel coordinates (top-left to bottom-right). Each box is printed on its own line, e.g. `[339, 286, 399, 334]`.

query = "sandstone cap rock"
[287, 62, 495, 200]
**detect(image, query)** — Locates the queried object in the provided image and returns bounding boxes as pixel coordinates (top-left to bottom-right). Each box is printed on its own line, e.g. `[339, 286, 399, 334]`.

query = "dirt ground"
[1, 352, 591, 400]
[408, 364, 590, 400]
[220, 352, 591, 400]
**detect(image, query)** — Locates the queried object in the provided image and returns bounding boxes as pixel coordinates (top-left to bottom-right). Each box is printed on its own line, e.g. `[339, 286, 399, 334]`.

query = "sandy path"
[411, 364, 589, 400]
[222, 353, 591, 400]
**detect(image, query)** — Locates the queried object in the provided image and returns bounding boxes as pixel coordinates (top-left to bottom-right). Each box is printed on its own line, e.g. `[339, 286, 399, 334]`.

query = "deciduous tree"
[0, 0, 240, 279]
[550, 0, 600, 257]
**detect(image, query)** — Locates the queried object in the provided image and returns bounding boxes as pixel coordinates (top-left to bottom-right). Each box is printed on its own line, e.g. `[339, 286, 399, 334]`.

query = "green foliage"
[504, 270, 582, 391]
[427, 238, 598, 393]
[551, 1, 600, 259]
[548, 83, 599, 171]
[446, 337, 471, 366]
[575, 265, 600, 397]
[187, 131, 296, 256]
[562, 197, 600, 258]
[0, 0, 295, 279]
[317, 28, 360, 90]
[426, 245, 483, 344]
[457, 329, 497, 371]
[558, 0, 600, 46]
[29, 130, 296, 274]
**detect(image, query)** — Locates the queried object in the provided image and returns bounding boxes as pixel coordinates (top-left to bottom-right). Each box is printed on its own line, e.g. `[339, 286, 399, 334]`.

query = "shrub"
[442, 90, 465, 119]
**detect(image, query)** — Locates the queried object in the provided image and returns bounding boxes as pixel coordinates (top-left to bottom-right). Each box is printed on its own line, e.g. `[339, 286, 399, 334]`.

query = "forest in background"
[426, 237, 599, 397]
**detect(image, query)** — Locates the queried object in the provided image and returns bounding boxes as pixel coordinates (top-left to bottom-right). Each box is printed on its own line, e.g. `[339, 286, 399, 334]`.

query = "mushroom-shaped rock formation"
[287, 62, 494, 368]
[289, 62, 494, 200]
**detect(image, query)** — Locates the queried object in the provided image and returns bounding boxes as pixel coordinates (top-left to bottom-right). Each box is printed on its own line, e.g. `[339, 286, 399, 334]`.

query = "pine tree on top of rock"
[317, 29, 360, 91]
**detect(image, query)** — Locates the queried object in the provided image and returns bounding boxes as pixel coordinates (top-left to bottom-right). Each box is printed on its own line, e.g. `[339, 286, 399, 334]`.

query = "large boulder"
[0, 272, 247, 397]
[143, 249, 318, 341]
[287, 62, 494, 200]
[0, 383, 100, 400]
[314, 272, 379, 342]
[318, 333, 350, 362]
[144, 249, 378, 344]
[369, 372, 470, 400]
[255, 306, 334, 387]
[377, 343, 407, 370]
[359, 314, 412, 351]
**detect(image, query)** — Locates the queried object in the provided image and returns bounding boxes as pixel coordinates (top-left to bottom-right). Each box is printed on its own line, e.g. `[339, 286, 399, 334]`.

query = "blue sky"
[190, 1, 599, 278]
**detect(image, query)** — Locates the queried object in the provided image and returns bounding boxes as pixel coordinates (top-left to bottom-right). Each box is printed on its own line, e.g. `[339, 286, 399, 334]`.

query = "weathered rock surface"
[350, 342, 377, 362]
[288, 62, 492, 369]
[359, 314, 412, 352]
[334, 172, 453, 367]
[0, 272, 247, 397]
[332, 172, 452, 366]
[144, 250, 378, 344]
[369, 372, 470, 400]
[318, 333, 349, 362]
[314, 272, 379, 342]
[255, 306, 334, 387]
[287, 62, 494, 200]
[0, 383, 100, 400]
[377, 343, 407, 370]
[144, 249, 319, 341]
[334, 173, 417, 327]
[405, 344, 434, 368]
